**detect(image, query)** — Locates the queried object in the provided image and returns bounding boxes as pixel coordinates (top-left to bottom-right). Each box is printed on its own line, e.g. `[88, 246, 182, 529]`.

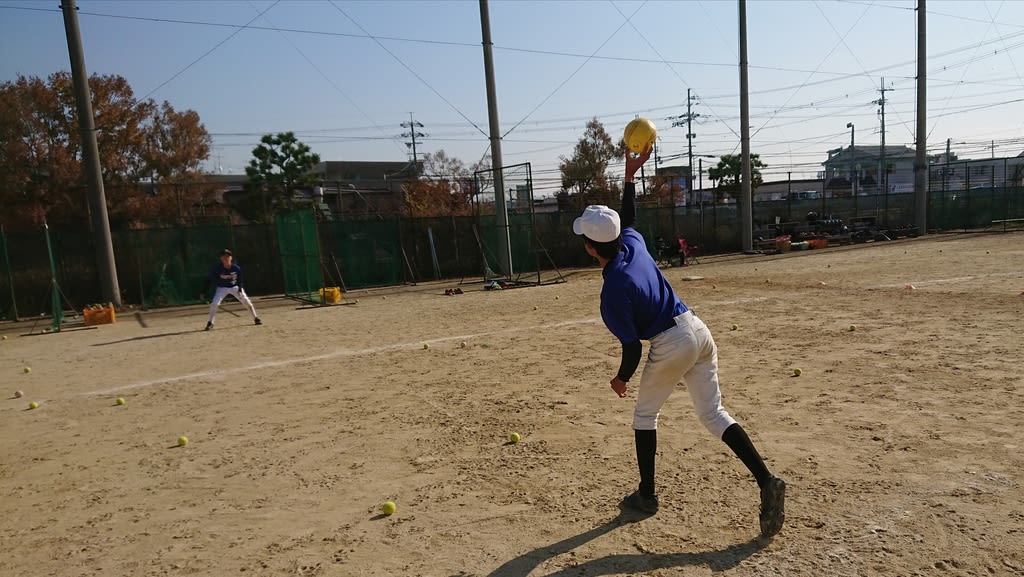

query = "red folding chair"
[678, 238, 700, 266]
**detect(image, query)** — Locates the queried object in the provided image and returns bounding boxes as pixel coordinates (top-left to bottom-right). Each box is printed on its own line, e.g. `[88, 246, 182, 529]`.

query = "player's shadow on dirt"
[91, 326, 244, 346]
[481, 509, 767, 577]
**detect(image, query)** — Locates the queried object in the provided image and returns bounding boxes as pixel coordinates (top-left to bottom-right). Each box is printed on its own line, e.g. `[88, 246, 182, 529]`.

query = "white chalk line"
[84, 317, 604, 397]
[81, 270, 1012, 398]
[871, 271, 1019, 289]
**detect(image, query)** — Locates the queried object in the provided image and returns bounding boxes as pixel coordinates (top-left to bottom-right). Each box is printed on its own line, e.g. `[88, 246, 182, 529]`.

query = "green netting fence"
[3, 186, 1023, 320]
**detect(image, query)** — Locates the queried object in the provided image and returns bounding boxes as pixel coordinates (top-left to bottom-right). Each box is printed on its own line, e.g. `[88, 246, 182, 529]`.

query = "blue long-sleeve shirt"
[209, 263, 243, 289]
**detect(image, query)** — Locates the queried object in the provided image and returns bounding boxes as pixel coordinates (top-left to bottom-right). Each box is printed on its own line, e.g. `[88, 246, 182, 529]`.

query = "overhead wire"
[244, 0, 407, 156]
[500, 1, 647, 139]
[326, 0, 489, 138]
[139, 1, 280, 101]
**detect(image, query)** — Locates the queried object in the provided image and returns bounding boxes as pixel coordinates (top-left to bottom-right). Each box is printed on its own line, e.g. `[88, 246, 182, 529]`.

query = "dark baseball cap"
[220, 249, 233, 256]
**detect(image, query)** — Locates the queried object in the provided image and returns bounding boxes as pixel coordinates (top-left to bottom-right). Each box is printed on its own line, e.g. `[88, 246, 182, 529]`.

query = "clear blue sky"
[3, 0, 1024, 195]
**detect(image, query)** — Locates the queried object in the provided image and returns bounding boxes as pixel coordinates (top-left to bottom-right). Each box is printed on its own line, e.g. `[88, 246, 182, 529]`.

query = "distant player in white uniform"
[204, 249, 261, 330]
[573, 146, 785, 538]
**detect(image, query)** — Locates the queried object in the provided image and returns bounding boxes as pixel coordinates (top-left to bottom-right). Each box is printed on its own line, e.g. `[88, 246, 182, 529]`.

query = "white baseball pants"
[633, 310, 737, 438]
[207, 286, 258, 324]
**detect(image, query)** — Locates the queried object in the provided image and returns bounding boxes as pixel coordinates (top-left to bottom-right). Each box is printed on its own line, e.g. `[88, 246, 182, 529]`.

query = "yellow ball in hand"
[624, 117, 657, 154]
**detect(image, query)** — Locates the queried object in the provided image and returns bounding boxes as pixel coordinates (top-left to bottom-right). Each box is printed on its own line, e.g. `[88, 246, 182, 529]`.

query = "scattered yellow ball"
[422, 343, 430, 350]
[116, 397, 126, 406]
[23, 367, 31, 374]
[793, 368, 803, 377]
[177, 436, 189, 447]
[509, 432, 521, 443]
[2, 335, 8, 340]
[28, 401, 39, 410]
[381, 501, 397, 515]
[731, 324, 739, 331]
[849, 324, 857, 332]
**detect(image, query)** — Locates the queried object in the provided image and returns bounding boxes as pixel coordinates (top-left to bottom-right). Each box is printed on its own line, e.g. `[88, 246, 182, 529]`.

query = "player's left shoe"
[760, 475, 786, 537]
[254, 317, 262, 325]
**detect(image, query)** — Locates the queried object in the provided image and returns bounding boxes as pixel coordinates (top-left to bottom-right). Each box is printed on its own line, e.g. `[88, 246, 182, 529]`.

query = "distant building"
[822, 145, 923, 195]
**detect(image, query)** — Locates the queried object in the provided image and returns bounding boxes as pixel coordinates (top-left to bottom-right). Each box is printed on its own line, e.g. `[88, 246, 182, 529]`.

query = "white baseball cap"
[573, 205, 621, 243]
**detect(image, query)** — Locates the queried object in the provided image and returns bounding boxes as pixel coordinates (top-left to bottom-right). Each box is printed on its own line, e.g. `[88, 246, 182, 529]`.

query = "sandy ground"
[2, 231, 1023, 577]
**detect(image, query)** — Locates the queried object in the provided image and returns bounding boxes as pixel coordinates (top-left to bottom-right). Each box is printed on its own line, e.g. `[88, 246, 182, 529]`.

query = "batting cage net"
[472, 162, 565, 286]
[276, 209, 324, 303]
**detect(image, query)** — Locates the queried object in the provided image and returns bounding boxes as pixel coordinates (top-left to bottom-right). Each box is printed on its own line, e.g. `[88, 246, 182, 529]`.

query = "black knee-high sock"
[635, 429, 657, 496]
[721, 423, 772, 488]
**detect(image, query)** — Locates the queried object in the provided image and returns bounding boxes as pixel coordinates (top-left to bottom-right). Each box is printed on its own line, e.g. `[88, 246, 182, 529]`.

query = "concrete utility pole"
[671, 89, 700, 205]
[876, 77, 894, 229]
[60, 0, 120, 308]
[738, 0, 753, 252]
[848, 122, 858, 215]
[478, 0, 512, 278]
[400, 113, 425, 176]
[914, 0, 928, 234]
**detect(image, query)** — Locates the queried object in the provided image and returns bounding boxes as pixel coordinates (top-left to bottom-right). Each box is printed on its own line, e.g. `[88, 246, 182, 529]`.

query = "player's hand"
[624, 145, 653, 182]
[610, 377, 628, 398]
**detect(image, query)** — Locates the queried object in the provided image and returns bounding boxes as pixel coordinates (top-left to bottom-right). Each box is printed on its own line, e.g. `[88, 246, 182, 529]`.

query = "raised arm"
[621, 145, 652, 229]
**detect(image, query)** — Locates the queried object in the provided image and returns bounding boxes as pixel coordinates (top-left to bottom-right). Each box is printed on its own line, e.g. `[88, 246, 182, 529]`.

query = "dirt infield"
[2, 232, 1023, 577]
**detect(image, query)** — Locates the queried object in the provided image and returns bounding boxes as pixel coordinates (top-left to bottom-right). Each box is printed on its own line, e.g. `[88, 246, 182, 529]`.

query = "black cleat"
[621, 490, 659, 514]
[205, 322, 213, 331]
[760, 475, 786, 537]
[254, 317, 262, 326]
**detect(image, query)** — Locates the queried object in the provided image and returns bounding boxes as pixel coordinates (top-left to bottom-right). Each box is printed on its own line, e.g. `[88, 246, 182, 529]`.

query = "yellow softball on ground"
[116, 397, 126, 406]
[422, 343, 430, 350]
[381, 501, 397, 515]
[793, 368, 803, 377]
[2, 335, 8, 340]
[23, 367, 31, 374]
[29, 401, 39, 410]
[509, 432, 522, 443]
[849, 324, 857, 332]
[731, 324, 739, 331]
[177, 436, 189, 447]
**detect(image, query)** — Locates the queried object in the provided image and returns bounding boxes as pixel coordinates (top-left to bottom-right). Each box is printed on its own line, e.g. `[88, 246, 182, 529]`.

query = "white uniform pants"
[633, 311, 737, 438]
[207, 286, 257, 324]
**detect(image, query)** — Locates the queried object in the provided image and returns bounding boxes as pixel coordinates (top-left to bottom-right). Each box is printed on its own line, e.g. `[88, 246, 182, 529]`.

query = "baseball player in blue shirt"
[204, 249, 261, 331]
[573, 146, 785, 538]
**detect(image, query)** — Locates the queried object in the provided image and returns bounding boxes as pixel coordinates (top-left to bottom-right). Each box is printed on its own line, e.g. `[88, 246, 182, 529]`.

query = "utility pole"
[738, 0, 753, 252]
[876, 77, 894, 230]
[914, 0, 928, 234]
[672, 89, 700, 205]
[400, 113, 425, 177]
[60, 0, 120, 308]
[478, 0, 512, 278]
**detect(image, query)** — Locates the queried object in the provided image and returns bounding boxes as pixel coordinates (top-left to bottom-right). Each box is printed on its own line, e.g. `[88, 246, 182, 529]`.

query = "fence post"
[1, 225, 18, 320]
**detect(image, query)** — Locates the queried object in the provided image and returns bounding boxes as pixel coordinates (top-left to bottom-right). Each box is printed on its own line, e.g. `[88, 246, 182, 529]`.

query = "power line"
[244, 0, 406, 156]
[501, 1, 647, 139]
[326, 0, 488, 138]
[139, 1, 279, 101]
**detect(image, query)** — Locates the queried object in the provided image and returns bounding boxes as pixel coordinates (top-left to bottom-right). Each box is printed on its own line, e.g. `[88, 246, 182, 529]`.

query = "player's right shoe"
[205, 322, 213, 331]
[621, 490, 659, 514]
[254, 317, 262, 326]
[759, 475, 786, 537]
